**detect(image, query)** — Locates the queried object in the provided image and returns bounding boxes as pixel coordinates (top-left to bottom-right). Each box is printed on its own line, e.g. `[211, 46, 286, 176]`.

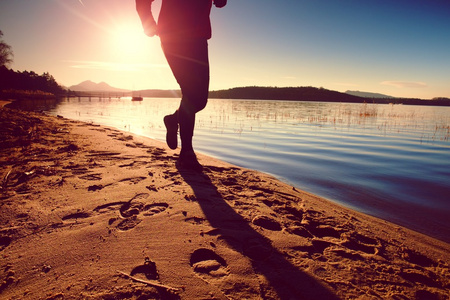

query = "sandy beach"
[1, 105, 449, 299]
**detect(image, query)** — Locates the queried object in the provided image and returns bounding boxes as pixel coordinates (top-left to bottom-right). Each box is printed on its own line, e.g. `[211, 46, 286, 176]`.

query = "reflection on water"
[9, 97, 450, 242]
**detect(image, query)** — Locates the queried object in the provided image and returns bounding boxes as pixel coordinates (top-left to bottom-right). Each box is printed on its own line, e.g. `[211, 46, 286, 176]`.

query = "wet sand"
[1, 106, 449, 299]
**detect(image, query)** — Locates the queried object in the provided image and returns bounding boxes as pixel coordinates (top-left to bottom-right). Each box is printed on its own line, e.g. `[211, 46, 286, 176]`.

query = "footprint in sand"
[63, 164, 89, 175]
[114, 134, 134, 142]
[118, 161, 148, 168]
[116, 216, 142, 231]
[184, 216, 207, 225]
[399, 247, 436, 267]
[242, 237, 273, 261]
[281, 208, 343, 239]
[119, 202, 168, 219]
[190, 248, 229, 278]
[272, 204, 304, 221]
[251, 215, 282, 231]
[142, 203, 169, 217]
[291, 239, 336, 256]
[87, 177, 147, 192]
[62, 211, 91, 221]
[308, 224, 341, 239]
[147, 147, 168, 158]
[341, 233, 382, 255]
[79, 173, 102, 181]
[130, 257, 159, 280]
[119, 177, 147, 184]
[87, 184, 106, 192]
[86, 150, 121, 158]
[94, 193, 168, 231]
[0, 236, 12, 251]
[94, 201, 127, 214]
[120, 201, 145, 218]
[58, 211, 93, 228]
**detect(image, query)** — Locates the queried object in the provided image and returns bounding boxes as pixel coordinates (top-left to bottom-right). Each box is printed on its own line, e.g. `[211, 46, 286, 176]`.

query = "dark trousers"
[161, 38, 209, 152]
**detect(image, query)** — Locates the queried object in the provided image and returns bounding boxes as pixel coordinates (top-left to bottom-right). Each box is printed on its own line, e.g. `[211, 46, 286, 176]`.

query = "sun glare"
[102, 21, 170, 90]
[110, 23, 152, 61]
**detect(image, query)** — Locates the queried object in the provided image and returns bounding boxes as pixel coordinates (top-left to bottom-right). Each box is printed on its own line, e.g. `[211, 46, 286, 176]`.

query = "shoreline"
[1, 106, 449, 299]
[8, 96, 449, 244]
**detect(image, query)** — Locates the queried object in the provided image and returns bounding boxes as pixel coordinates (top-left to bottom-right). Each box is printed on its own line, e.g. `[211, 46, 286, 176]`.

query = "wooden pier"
[66, 91, 132, 100]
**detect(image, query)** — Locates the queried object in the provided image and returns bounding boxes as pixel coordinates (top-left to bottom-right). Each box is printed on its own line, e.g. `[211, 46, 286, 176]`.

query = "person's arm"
[213, 0, 227, 8]
[136, 0, 157, 37]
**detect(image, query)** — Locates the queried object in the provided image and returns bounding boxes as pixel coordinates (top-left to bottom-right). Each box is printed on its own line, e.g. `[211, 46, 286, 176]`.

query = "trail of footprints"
[181, 167, 449, 298]
[61, 193, 169, 231]
[58, 129, 448, 298]
[211, 169, 385, 256]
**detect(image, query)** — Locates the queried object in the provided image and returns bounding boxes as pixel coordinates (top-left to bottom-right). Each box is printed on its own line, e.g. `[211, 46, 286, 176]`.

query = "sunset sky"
[1, 0, 449, 99]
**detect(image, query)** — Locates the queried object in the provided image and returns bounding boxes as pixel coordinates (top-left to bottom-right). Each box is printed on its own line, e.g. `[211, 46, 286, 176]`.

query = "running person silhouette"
[136, 0, 227, 171]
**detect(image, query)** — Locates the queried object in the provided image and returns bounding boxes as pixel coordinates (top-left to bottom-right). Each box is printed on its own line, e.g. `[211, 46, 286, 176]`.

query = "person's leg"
[161, 39, 209, 169]
[178, 98, 195, 153]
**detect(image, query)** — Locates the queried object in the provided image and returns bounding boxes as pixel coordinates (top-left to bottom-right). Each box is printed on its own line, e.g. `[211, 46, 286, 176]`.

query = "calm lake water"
[10, 97, 450, 242]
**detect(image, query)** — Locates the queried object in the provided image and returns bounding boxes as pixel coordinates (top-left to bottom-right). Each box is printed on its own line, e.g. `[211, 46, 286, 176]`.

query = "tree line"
[1, 30, 65, 97]
[0, 66, 65, 95]
[208, 86, 450, 106]
[209, 86, 366, 103]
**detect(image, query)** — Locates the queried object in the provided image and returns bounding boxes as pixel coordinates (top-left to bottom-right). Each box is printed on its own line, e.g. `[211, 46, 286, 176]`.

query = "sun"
[110, 22, 153, 61]
[103, 20, 170, 90]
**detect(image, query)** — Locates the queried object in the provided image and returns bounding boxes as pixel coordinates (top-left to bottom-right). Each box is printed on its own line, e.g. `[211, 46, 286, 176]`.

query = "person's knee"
[196, 88, 209, 111]
[194, 97, 207, 113]
[182, 93, 208, 114]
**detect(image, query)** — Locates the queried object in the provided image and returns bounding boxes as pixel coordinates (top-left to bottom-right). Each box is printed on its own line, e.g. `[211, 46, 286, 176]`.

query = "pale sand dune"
[1, 107, 449, 299]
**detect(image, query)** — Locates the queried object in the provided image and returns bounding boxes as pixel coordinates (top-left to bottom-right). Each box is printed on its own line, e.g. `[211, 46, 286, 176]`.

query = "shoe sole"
[164, 115, 178, 150]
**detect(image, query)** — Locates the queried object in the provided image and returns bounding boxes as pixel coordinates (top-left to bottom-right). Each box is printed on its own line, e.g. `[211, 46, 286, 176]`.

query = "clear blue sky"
[1, 0, 449, 98]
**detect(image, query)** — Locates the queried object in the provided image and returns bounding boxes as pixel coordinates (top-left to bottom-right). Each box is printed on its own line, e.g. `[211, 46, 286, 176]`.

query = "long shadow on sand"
[178, 166, 339, 300]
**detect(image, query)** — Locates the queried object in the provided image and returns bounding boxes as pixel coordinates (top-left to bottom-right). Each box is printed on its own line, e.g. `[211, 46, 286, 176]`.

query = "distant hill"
[346, 90, 394, 98]
[69, 80, 129, 92]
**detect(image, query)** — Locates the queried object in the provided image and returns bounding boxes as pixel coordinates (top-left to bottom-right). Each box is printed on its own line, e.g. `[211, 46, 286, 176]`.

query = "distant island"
[68, 80, 128, 93]
[207, 86, 450, 106]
